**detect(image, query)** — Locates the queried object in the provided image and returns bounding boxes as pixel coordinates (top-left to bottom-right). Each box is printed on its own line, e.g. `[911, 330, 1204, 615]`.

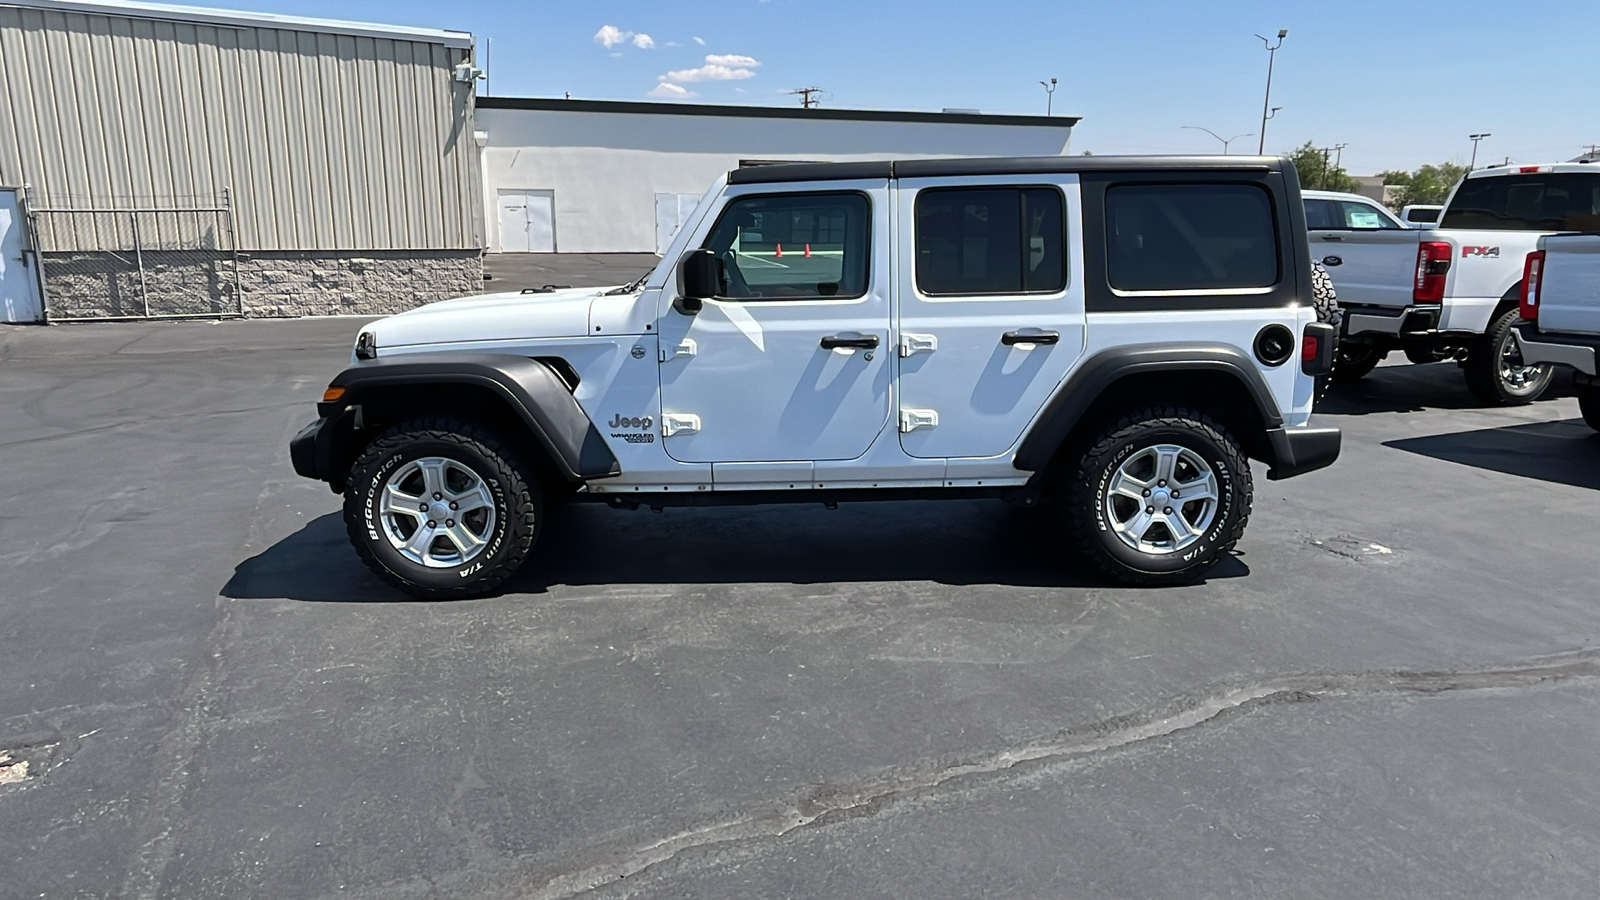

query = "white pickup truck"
[1313, 162, 1600, 404]
[1513, 233, 1600, 431]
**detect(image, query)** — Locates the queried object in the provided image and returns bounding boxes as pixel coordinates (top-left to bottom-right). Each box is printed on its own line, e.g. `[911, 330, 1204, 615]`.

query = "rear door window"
[1441, 174, 1600, 231]
[1105, 184, 1279, 292]
[914, 187, 1066, 296]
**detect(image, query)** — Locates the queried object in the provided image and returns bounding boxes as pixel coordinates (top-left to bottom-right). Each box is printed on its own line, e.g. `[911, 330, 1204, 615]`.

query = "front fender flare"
[319, 353, 620, 482]
[1013, 343, 1286, 473]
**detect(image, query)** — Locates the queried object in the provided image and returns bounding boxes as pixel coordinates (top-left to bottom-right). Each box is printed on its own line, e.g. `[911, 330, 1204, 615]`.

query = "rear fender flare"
[1013, 344, 1286, 473]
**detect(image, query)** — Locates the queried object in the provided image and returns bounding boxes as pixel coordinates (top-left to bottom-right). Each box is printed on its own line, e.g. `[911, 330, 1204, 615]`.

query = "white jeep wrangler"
[291, 156, 1341, 598]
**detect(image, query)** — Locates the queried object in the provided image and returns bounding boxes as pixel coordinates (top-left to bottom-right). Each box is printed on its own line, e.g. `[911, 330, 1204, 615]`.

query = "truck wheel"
[344, 418, 541, 599]
[1067, 408, 1252, 585]
[1331, 345, 1384, 382]
[1464, 308, 1554, 406]
[1579, 387, 1600, 433]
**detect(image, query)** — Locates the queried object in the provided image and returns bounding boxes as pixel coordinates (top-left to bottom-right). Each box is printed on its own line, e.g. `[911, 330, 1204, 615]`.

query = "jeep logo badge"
[608, 413, 654, 429]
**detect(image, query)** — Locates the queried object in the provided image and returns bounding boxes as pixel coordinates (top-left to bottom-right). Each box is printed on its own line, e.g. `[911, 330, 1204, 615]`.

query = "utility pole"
[1332, 142, 1348, 172]
[1319, 147, 1334, 189]
[1255, 29, 1288, 155]
[790, 87, 824, 108]
[1468, 133, 1491, 170]
[1039, 78, 1057, 116]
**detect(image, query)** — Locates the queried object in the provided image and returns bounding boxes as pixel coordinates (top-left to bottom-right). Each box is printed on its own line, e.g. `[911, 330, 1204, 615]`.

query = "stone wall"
[239, 250, 484, 318]
[40, 249, 484, 319]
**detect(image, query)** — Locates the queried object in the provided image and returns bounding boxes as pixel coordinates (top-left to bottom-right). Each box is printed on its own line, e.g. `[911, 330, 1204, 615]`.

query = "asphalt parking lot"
[2, 318, 1598, 899]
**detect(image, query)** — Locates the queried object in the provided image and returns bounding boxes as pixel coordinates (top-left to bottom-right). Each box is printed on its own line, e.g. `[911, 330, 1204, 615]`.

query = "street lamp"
[1468, 133, 1491, 170]
[1255, 29, 1288, 155]
[1183, 126, 1254, 155]
[1039, 78, 1057, 116]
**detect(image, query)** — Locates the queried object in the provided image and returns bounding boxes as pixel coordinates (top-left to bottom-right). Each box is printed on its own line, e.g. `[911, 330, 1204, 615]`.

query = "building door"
[895, 177, 1086, 459]
[656, 182, 892, 463]
[497, 189, 555, 253]
[0, 189, 43, 324]
[655, 192, 703, 254]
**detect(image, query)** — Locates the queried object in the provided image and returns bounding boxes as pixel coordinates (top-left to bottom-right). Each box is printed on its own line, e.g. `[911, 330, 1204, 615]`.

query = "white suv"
[291, 156, 1341, 598]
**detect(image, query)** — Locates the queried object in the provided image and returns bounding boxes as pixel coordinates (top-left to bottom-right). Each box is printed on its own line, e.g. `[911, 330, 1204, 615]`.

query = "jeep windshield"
[1441, 173, 1600, 231]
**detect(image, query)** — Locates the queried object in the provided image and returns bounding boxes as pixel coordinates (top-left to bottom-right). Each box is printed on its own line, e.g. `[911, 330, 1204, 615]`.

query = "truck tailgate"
[1537, 235, 1600, 336]
[1311, 229, 1422, 309]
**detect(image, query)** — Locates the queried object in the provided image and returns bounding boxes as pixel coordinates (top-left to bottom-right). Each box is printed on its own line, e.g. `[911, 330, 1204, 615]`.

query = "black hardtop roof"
[727, 155, 1285, 185]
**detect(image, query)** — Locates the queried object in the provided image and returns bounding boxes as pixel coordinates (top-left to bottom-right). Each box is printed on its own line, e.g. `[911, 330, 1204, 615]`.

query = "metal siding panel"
[106, 15, 156, 205]
[392, 40, 424, 248]
[41, 12, 86, 204]
[372, 39, 406, 246]
[169, 23, 213, 204]
[293, 29, 331, 248]
[334, 35, 370, 247]
[355, 38, 393, 247]
[232, 27, 275, 249]
[64, 16, 112, 208]
[214, 26, 257, 249]
[193, 26, 235, 207]
[85, 15, 133, 203]
[259, 29, 307, 248]
[0, 9, 36, 187]
[430, 43, 459, 247]
[316, 30, 352, 247]
[130, 17, 177, 205]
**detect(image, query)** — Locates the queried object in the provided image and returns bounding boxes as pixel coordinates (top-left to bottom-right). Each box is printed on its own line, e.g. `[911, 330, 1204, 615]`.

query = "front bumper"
[1512, 322, 1599, 378]
[1265, 418, 1342, 481]
[1341, 303, 1442, 339]
[289, 409, 356, 492]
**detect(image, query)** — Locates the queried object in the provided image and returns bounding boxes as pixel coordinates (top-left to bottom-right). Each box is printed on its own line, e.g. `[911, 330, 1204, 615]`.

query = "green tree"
[1284, 141, 1362, 193]
[1381, 162, 1469, 207]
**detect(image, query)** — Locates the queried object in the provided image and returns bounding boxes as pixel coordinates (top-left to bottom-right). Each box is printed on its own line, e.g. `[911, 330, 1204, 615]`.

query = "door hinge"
[662, 413, 701, 437]
[659, 338, 697, 362]
[899, 333, 938, 357]
[899, 408, 939, 433]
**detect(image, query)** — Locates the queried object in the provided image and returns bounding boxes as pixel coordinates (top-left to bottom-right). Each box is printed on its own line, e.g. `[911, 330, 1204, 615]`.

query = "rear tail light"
[1301, 322, 1336, 377]
[1413, 241, 1451, 303]
[1520, 250, 1545, 321]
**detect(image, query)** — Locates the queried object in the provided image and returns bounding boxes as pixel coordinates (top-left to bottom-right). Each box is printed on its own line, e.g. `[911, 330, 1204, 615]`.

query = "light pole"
[1039, 78, 1057, 116]
[1468, 133, 1491, 170]
[1182, 126, 1254, 155]
[1255, 29, 1288, 155]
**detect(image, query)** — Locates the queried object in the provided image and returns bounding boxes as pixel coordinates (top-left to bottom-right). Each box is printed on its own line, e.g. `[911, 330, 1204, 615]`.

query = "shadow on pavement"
[1317, 361, 1575, 416]
[1384, 418, 1600, 490]
[222, 502, 1249, 603]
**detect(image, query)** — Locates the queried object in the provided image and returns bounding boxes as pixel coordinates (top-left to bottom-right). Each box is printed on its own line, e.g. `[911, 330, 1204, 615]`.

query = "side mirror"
[675, 249, 721, 315]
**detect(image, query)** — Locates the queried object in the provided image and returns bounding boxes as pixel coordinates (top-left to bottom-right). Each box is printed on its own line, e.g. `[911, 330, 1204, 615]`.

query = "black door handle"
[1321, 234, 1345, 241]
[1002, 330, 1060, 346]
[820, 334, 880, 350]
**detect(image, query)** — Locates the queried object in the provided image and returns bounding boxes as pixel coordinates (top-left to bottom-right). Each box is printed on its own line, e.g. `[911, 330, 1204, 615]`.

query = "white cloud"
[704, 54, 759, 68]
[692, 36, 706, 45]
[662, 54, 761, 82]
[648, 82, 697, 99]
[594, 25, 632, 48]
[632, 33, 655, 49]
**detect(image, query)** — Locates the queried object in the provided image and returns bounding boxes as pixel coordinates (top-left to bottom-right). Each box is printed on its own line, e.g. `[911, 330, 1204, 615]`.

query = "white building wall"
[478, 103, 1075, 254]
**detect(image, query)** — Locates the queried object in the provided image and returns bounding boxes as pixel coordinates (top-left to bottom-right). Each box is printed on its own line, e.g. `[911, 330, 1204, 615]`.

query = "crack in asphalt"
[521, 651, 1600, 900]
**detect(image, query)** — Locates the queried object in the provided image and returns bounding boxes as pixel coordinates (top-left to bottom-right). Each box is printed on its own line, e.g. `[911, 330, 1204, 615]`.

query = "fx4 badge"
[1462, 246, 1499, 258]
[609, 413, 657, 443]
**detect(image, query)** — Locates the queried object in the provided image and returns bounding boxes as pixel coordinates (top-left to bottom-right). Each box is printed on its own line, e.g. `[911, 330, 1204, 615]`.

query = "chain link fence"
[30, 191, 241, 320]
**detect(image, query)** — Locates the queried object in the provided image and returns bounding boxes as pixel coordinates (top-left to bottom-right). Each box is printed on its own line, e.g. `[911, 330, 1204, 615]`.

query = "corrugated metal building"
[0, 0, 483, 320]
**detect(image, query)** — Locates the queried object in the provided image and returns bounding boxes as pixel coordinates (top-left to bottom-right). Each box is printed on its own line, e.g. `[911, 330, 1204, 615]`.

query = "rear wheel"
[1579, 387, 1600, 433]
[1067, 408, 1252, 585]
[1464, 308, 1554, 406]
[1331, 344, 1385, 382]
[345, 417, 541, 599]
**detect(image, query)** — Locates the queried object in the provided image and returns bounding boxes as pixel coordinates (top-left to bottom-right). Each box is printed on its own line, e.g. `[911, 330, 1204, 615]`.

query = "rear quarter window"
[1105, 184, 1279, 292]
[1441, 174, 1600, 231]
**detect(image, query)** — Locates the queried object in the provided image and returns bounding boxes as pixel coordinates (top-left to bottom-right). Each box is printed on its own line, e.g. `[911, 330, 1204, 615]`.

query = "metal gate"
[30, 191, 241, 320]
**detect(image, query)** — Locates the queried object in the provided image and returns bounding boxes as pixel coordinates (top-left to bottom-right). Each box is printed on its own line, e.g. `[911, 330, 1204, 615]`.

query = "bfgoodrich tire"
[1464, 307, 1554, 406]
[1067, 408, 1253, 586]
[344, 417, 541, 599]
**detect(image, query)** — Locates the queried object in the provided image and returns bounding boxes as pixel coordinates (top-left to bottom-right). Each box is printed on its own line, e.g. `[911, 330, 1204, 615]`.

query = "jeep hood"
[368, 287, 615, 348]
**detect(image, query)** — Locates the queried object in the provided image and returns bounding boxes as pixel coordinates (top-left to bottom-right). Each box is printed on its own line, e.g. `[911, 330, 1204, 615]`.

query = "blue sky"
[244, 0, 1596, 174]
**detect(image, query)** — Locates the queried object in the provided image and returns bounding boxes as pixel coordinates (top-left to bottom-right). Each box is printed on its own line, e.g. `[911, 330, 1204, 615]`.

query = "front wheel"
[344, 417, 542, 599]
[1067, 408, 1253, 585]
[1463, 308, 1554, 406]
